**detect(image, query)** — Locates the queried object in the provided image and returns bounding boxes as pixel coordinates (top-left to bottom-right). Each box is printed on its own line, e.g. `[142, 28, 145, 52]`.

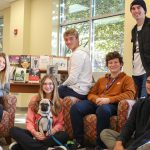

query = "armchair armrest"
[3, 95, 17, 128]
[117, 99, 136, 132]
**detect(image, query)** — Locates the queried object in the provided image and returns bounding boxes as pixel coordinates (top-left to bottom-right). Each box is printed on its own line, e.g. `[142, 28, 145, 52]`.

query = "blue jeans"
[70, 100, 117, 148]
[58, 85, 87, 100]
[132, 73, 147, 99]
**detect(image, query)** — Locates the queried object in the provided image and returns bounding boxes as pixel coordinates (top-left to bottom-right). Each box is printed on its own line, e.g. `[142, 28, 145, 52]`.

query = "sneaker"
[9, 142, 17, 150]
[48, 146, 67, 150]
[75, 142, 85, 150]
[67, 141, 76, 150]
[0, 145, 3, 150]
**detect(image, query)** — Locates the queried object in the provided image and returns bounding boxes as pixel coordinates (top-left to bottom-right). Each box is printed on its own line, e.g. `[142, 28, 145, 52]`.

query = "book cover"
[9, 66, 16, 80]
[9, 55, 20, 67]
[39, 55, 51, 70]
[28, 68, 40, 83]
[47, 65, 58, 76]
[14, 67, 26, 82]
[20, 55, 31, 69]
[31, 56, 40, 69]
[52, 56, 68, 71]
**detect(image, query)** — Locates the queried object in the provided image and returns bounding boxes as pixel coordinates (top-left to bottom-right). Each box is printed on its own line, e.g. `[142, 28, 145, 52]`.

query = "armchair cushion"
[62, 97, 136, 144]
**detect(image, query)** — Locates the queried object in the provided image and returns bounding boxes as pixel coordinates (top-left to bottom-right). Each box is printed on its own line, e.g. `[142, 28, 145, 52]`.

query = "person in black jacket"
[100, 74, 150, 150]
[130, 0, 150, 99]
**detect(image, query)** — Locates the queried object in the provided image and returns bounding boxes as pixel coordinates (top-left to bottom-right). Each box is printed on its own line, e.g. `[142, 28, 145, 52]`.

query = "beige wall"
[0, 0, 52, 55]
[29, 0, 52, 55]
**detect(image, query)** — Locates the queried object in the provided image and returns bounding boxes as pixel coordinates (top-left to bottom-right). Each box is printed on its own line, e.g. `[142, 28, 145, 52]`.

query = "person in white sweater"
[58, 28, 92, 100]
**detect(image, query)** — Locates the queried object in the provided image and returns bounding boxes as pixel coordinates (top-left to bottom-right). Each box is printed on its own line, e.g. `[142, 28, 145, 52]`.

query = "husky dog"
[37, 99, 53, 135]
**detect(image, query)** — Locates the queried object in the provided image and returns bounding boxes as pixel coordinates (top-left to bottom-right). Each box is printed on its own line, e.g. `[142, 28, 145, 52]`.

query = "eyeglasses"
[43, 82, 53, 86]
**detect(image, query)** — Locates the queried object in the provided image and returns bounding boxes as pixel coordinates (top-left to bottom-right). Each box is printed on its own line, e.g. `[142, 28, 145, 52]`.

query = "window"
[59, 0, 125, 72]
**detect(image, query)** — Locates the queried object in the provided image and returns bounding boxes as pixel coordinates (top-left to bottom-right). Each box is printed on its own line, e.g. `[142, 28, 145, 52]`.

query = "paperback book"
[20, 55, 31, 69]
[9, 55, 20, 67]
[28, 68, 40, 83]
[14, 67, 26, 82]
[39, 55, 51, 70]
[31, 56, 40, 69]
[52, 56, 68, 71]
[47, 65, 58, 76]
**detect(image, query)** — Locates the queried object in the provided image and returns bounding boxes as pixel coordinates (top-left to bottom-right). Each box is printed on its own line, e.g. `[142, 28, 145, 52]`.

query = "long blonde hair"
[30, 75, 62, 116]
[0, 52, 9, 85]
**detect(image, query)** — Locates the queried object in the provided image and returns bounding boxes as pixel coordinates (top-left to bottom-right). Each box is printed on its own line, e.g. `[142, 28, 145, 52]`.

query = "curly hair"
[105, 51, 123, 67]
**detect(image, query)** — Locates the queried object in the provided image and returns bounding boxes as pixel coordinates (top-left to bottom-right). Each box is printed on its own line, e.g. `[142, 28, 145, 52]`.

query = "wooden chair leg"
[5, 136, 11, 144]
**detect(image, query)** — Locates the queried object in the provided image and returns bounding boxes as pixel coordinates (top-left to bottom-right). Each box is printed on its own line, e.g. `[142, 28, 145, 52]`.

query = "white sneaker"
[47, 146, 67, 150]
[0, 145, 3, 150]
[9, 142, 17, 150]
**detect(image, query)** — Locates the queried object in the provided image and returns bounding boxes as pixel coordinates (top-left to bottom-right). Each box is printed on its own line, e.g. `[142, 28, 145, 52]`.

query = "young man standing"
[130, 0, 150, 98]
[100, 74, 150, 150]
[58, 28, 92, 100]
[70, 51, 136, 149]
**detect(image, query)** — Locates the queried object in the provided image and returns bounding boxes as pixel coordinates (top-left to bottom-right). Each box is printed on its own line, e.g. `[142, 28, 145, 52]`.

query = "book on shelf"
[52, 56, 68, 71]
[20, 55, 31, 69]
[39, 55, 52, 70]
[47, 65, 58, 76]
[47, 65, 62, 84]
[14, 67, 26, 83]
[9, 66, 16, 80]
[9, 55, 20, 67]
[31, 56, 40, 69]
[28, 68, 40, 83]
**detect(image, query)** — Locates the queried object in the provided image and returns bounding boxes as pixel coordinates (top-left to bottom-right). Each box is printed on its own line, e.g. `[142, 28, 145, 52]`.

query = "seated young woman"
[9, 75, 68, 150]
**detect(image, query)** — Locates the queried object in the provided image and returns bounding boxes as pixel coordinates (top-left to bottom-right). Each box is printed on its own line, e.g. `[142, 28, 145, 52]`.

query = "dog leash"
[51, 135, 68, 149]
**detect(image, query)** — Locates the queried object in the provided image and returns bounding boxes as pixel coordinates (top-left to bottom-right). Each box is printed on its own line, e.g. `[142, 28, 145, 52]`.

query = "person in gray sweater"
[100, 74, 150, 150]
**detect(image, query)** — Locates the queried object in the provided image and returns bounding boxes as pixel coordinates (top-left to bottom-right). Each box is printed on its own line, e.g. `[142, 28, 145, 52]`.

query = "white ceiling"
[0, 0, 16, 11]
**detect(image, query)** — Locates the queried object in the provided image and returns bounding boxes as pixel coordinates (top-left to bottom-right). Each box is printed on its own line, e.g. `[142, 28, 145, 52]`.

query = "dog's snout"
[41, 103, 49, 111]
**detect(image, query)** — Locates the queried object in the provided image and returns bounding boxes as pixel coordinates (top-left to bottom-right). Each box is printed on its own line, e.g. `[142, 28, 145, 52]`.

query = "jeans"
[58, 85, 87, 100]
[132, 73, 147, 99]
[70, 100, 117, 148]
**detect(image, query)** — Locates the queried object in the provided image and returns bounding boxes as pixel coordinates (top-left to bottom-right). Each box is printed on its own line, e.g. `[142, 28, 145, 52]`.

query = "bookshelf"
[10, 82, 40, 93]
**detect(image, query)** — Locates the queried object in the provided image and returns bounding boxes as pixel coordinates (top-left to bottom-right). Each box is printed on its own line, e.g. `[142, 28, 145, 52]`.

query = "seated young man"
[100, 74, 150, 150]
[70, 51, 136, 150]
[58, 28, 92, 100]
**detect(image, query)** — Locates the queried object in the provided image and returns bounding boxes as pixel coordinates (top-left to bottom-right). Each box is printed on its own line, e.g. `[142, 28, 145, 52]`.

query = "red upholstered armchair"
[62, 97, 136, 144]
[0, 95, 17, 144]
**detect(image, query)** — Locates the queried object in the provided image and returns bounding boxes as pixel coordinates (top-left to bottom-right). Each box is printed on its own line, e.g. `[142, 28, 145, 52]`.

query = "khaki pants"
[100, 129, 150, 150]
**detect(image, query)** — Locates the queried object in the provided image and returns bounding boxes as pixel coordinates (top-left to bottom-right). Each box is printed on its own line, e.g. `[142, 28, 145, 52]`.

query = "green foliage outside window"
[60, 0, 125, 72]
